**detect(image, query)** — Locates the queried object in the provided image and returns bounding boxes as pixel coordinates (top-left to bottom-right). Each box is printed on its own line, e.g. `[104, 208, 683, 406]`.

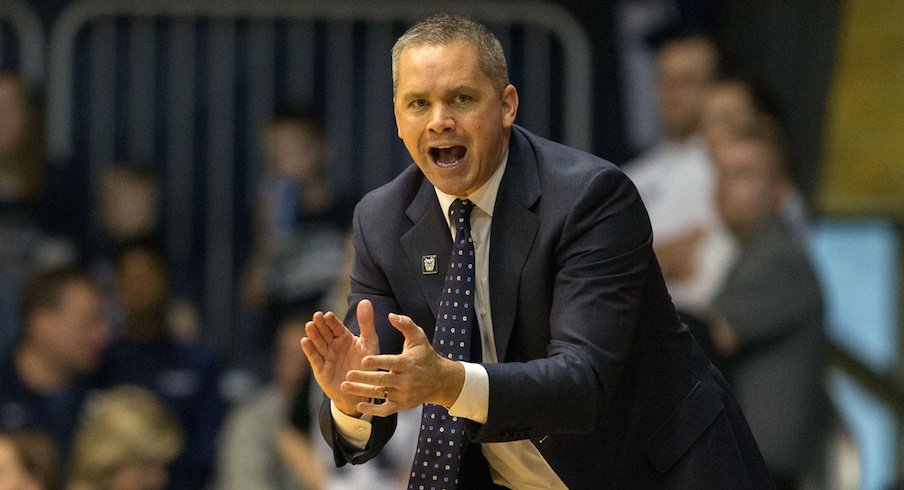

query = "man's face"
[32, 281, 109, 376]
[714, 140, 782, 237]
[99, 177, 159, 242]
[394, 41, 518, 196]
[700, 82, 756, 151]
[657, 38, 717, 140]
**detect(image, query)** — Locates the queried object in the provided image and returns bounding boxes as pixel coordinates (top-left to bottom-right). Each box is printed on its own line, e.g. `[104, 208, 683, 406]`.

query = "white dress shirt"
[332, 154, 566, 489]
[624, 137, 737, 311]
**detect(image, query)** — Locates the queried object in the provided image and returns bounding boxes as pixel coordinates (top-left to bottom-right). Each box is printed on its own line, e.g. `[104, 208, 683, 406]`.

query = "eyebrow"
[398, 91, 427, 103]
[398, 85, 477, 102]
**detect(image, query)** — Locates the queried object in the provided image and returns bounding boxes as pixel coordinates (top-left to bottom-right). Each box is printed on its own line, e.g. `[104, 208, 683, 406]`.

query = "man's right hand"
[300, 299, 380, 417]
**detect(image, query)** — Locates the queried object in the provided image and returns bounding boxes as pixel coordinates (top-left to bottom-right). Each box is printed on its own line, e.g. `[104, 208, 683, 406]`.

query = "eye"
[409, 99, 428, 110]
[454, 93, 473, 104]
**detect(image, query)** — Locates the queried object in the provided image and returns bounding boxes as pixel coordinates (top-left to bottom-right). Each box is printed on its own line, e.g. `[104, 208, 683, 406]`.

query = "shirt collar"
[434, 151, 508, 228]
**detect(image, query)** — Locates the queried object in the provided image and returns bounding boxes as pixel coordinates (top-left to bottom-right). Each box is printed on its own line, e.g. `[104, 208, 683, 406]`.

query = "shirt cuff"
[330, 401, 373, 450]
[448, 361, 489, 424]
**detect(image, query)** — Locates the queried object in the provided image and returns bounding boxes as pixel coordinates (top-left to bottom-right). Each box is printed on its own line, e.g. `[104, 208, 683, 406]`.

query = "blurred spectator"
[241, 106, 355, 346]
[95, 242, 225, 489]
[0, 73, 45, 207]
[217, 313, 328, 490]
[92, 164, 161, 251]
[68, 386, 183, 490]
[0, 265, 109, 459]
[701, 74, 810, 236]
[0, 74, 76, 356]
[700, 75, 781, 149]
[86, 164, 203, 342]
[0, 429, 62, 490]
[706, 118, 828, 488]
[87, 164, 163, 302]
[622, 30, 736, 314]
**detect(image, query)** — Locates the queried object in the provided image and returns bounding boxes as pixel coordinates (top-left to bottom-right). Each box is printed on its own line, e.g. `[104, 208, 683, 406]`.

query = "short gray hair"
[391, 13, 509, 95]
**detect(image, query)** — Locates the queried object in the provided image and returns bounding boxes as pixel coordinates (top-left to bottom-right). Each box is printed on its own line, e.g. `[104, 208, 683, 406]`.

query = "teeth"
[430, 145, 466, 167]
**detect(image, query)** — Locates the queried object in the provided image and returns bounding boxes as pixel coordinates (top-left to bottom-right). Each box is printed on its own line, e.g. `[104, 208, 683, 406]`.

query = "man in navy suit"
[301, 13, 772, 488]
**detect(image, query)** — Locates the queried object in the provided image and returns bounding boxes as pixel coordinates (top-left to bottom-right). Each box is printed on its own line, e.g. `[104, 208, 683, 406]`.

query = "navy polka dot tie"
[409, 198, 476, 490]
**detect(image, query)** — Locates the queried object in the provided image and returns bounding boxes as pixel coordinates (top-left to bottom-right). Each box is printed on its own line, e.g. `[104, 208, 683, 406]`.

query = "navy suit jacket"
[322, 126, 772, 488]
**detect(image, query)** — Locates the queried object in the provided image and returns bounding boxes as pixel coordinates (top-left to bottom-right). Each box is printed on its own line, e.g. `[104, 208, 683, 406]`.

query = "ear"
[393, 98, 403, 139]
[501, 84, 519, 129]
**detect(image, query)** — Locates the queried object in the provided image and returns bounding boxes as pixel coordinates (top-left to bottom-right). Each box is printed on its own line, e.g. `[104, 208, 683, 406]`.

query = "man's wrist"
[436, 356, 466, 408]
[334, 399, 364, 418]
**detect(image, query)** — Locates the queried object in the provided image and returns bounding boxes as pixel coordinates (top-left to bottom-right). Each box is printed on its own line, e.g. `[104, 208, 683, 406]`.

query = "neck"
[15, 343, 72, 394]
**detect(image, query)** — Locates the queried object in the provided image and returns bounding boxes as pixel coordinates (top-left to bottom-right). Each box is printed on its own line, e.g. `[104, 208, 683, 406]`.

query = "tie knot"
[450, 199, 475, 228]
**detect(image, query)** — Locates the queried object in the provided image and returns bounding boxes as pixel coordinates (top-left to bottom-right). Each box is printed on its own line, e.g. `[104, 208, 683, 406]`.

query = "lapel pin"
[422, 255, 438, 274]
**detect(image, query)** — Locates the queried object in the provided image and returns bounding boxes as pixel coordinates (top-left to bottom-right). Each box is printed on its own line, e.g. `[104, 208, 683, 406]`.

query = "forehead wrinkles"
[397, 43, 484, 85]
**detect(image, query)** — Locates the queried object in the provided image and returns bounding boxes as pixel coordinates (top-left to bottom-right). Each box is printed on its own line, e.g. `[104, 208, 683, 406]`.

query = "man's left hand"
[343, 313, 465, 417]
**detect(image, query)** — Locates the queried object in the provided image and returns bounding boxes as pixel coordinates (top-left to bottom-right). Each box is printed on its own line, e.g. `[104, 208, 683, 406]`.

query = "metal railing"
[0, 0, 44, 85]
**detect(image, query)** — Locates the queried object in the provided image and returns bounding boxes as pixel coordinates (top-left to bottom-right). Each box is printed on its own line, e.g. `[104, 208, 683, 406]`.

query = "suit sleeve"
[319, 202, 402, 466]
[470, 167, 655, 441]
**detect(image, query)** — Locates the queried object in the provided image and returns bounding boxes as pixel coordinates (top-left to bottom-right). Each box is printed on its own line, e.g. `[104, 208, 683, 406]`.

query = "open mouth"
[429, 145, 467, 167]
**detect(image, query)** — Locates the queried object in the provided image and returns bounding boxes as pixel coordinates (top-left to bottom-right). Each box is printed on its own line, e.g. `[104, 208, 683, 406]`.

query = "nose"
[427, 103, 454, 133]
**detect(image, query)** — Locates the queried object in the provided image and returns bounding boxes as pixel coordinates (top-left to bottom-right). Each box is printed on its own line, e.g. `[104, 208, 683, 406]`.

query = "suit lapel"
[489, 128, 541, 361]
[398, 128, 541, 354]
[401, 177, 452, 325]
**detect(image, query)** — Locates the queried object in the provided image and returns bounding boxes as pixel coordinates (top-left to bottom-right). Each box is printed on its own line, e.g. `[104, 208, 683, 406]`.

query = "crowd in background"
[622, 29, 831, 489]
[0, 68, 421, 489]
[0, 10, 843, 490]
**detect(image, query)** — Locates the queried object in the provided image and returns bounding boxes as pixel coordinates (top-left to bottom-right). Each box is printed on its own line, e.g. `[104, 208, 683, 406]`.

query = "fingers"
[388, 312, 427, 343]
[303, 316, 331, 356]
[360, 353, 404, 371]
[342, 380, 388, 399]
[341, 381, 402, 417]
[357, 399, 401, 417]
[357, 299, 378, 348]
[320, 310, 348, 338]
[299, 338, 323, 369]
[358, 310, 431, 369]
[304, 309, 358, 354]
[346, 367, 395, 387]
[341, 380, 403, 416]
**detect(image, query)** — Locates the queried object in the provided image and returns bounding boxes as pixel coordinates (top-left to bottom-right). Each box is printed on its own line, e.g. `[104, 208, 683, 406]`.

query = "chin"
[433, 178, 473, 196]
